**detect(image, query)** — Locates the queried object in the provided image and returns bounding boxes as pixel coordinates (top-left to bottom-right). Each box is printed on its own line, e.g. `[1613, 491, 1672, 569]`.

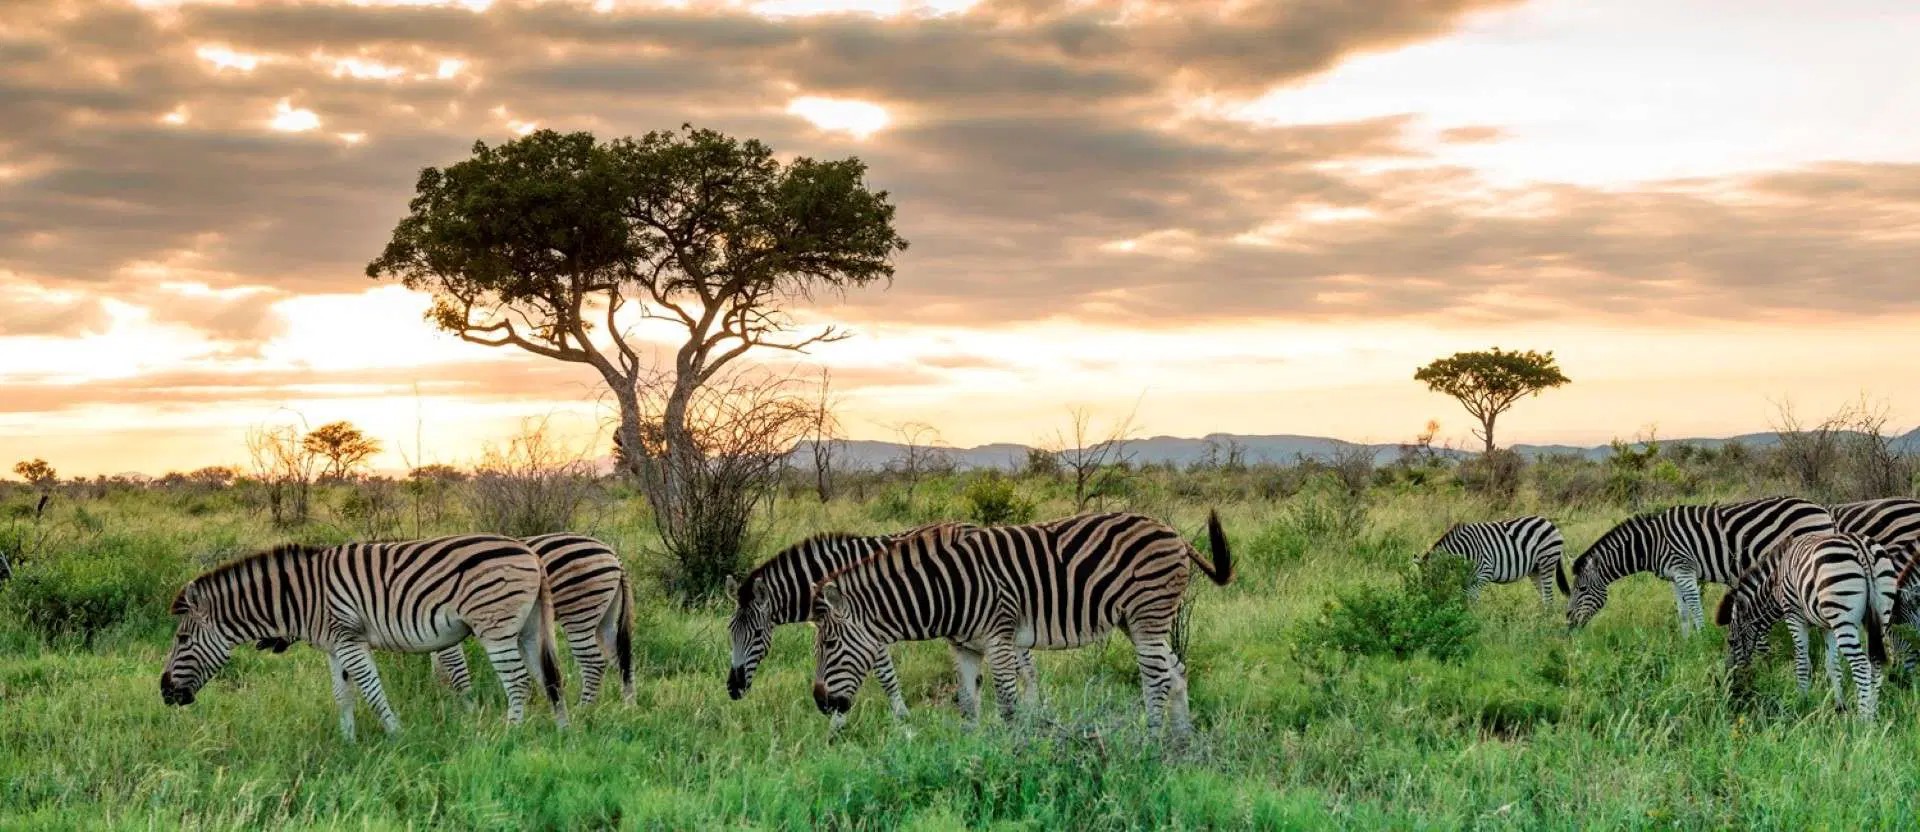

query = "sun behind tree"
[1414, 348, 1571, 453]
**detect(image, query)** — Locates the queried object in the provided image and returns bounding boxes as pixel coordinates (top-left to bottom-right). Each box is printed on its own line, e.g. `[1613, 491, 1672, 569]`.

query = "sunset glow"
[3, 0, 1917, 476]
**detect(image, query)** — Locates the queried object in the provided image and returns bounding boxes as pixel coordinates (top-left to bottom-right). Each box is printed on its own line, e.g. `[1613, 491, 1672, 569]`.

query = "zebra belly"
[361, 618, 470, 653]
[1013, 619, 1111, 650]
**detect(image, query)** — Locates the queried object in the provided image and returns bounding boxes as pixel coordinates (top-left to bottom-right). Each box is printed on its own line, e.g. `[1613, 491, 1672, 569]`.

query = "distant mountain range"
[797, 427, 1920, 471]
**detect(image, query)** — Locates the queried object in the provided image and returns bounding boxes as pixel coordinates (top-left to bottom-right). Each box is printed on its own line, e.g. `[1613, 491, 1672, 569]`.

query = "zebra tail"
[536, 579, 565, 708]
[1714, 591, 1736, 626]
[1866, 589, 1890, 667]
[1193, 510, 1234, 586]
[615, 573, 635, 691]
[1554, 559, 1570, 596]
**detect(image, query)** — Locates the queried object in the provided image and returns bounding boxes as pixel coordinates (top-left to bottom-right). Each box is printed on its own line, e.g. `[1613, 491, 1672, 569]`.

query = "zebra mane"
[739, 531, 869, 608]
[174, 542, 332, 612]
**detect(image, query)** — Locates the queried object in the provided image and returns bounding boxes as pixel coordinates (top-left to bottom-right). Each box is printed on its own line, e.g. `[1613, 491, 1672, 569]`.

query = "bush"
[1295, 556, 1478, 662]
[1283, 476, 1369, 542]
[2, 535, 187, 647]
[960, 472, 1035, 526]
[1456, 449, 1523, 502]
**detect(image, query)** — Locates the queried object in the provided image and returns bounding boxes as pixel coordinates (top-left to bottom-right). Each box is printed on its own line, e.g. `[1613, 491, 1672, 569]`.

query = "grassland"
[4, 472, 1920, 830]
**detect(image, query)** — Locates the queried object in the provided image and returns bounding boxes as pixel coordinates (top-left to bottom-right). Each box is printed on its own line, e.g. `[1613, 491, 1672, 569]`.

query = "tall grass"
[3, 479, 1918, 829]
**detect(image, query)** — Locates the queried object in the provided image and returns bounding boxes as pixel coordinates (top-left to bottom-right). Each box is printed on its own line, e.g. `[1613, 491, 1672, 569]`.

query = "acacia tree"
[303, 421, 381, 481]
[11, 459, 56, 494]
[369, 126, 905, 597]
[1414, 348, 1570, 453]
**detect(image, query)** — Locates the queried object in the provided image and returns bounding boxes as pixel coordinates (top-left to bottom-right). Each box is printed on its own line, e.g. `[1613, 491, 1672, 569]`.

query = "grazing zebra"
[162, 535, 566, 741]
[1420, 516, 1566, 608]
[725, 525, 1037, 720]
[257, 534, 636, 707]
[809, 511, 1232, 739]
[433, 534, 634, 706]
[1564, 496, 1834, 634]
[1716, 532, 1896, 721]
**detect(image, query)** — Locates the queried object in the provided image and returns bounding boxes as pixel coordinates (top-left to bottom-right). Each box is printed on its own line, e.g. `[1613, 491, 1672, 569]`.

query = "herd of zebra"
[1428, 496, 1920, 720]
[159, 496, 1920, 741]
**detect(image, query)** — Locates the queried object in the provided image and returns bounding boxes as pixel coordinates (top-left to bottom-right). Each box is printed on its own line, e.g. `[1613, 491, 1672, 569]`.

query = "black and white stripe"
[1716, 532, 1896, 721]
[1565, 496, 1835, 633]
[726, 524, 1035, 722]
[433, 534, 634, 706]
[1834, 498, 1920, 563]
[161, 535, 567, 740]
[1422, 516, 1565, 608]
[809, 511, 1232, 739]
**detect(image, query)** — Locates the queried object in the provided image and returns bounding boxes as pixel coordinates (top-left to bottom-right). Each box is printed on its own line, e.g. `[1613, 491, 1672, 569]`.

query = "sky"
[2, 0, 1917, 475]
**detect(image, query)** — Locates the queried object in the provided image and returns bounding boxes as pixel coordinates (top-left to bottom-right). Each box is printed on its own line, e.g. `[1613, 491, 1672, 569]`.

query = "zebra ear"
[169, 588, 191, 616]
[724, 575, 740, 597]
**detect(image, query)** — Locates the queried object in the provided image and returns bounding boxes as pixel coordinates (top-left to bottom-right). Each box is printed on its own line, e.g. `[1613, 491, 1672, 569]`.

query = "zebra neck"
[209, 547, 329, 641]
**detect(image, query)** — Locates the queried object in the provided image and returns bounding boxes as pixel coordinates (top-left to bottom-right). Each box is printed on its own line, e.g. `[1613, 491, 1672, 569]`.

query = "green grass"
[5, 484, 1920, 829]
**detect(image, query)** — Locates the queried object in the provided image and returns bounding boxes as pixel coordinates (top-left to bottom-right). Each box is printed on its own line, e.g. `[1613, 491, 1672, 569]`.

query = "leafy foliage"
[1296, 556, 1479, 662]
[960, 471, 1035, 526]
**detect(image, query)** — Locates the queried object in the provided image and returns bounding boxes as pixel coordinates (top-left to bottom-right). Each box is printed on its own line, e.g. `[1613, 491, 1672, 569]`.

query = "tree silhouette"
[1414, 348, 1570, 453]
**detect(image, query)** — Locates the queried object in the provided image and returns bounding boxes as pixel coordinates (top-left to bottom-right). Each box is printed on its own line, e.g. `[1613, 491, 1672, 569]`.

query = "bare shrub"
[1328, 444, 1377, 495]
[637, 371, 813, 603]
[337, 477, 405, 538]
[467, 419, 598, 538]
[1771, 398, 1846, 499]
[247, 418, 318, 527]
[1048, 405, 1139, 511]
[1835, 400, 1915, 501]
[1457, 448, 1524, 503]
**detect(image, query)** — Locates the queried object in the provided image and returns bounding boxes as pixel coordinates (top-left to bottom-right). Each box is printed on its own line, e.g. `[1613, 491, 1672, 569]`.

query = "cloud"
[0, 0, 1912, 344]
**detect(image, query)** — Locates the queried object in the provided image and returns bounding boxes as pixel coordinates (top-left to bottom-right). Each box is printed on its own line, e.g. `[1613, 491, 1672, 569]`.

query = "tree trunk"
[611, 382, 646, 481]
[1481, 416, 1497, 454]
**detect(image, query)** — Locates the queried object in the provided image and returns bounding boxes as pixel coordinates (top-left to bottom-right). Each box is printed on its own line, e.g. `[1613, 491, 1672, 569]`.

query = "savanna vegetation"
[4, 426, 1917, 830]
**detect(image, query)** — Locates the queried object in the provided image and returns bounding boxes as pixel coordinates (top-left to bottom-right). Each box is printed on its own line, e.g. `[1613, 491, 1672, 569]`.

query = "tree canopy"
[1414, 348, 1570, 453]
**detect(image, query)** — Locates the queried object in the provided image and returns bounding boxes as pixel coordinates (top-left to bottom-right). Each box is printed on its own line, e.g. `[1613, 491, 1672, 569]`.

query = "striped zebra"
[257, 534, 636, 707]
[1564, 496, 1834, 634]
[433, 534, 634, 706]
[725, 525, 1037, 721]
[1834, 497, 1920, 562]
[809, 511, 1232, 739]
[162, 535, 566, 741]
[1716, 532, 1896, 721]
[1420, 516, 1566, 608]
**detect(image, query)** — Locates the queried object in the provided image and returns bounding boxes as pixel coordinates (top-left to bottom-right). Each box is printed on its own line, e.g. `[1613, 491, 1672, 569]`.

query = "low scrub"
[1295, 556, 1479, 663]
[2, 534, 187, 647]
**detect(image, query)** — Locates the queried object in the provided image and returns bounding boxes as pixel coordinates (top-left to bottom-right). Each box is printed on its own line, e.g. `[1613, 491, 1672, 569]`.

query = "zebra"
[1563, 496, 1835, 634]
[1834, 497, 1920, 562]
[1419, 516, 1566, 608]
[256, 534, 636, 707]
[809, 511, 1232, 739]
[725, 525, 1037, 721]
[433, 534, 634, 706]
[1716, 532, 1896, 721]
[162, 535, 567, 741]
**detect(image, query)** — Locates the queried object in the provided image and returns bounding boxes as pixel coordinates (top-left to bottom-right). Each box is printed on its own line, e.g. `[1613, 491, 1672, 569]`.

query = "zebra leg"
[431, 646, 475, 704]
[1130, 632, 1181, 736]
[873, 650, 910, 722]
[1824, 629, 1848, 712]
[1671, 572, 1704, 636]
[334, 640, 401, 736]
[1787, 618, 1813, 695]
[1017, 649, 1040, 710]
[951, 644, 985, 722]
[1464, 578, 1484, 604]
[1835, 624, 1879, 721]
[985, 640, 1026, 721]
[1532, 569, 1557, 610]
[567, 621, 606, 707]
[328, 650, 358, 742]
[478, 636, 533, 725]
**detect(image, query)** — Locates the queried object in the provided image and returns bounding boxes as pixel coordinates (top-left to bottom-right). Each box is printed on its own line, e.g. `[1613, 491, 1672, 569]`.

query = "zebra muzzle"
[159, 677, 195, 706]
[812, 681, 850, 715]
[727, 666, 749, 700]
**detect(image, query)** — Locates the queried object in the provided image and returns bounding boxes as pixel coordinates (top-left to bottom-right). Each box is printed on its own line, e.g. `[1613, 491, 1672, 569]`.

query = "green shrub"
[2, 535, 187, 647]
[960, 472, 1035, 526]
[1296, 556, 1478, 662]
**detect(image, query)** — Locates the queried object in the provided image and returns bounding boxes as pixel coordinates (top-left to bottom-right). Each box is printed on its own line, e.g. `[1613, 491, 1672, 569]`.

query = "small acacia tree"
[303, 421, 381, 481]
[11, 459, 56, 494]
[1415, 348, 1570, 454]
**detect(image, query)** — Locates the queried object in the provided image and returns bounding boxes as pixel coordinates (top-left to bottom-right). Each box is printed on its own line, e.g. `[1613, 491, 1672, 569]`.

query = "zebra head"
[725, 574, 774, 700]
[1418, 524, 1464, 569]
[808, 581, 885, 719]
[1714, 556, 1781, 673]
[159, 582, 239, 706]
[1566, 518, 1649, 628]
